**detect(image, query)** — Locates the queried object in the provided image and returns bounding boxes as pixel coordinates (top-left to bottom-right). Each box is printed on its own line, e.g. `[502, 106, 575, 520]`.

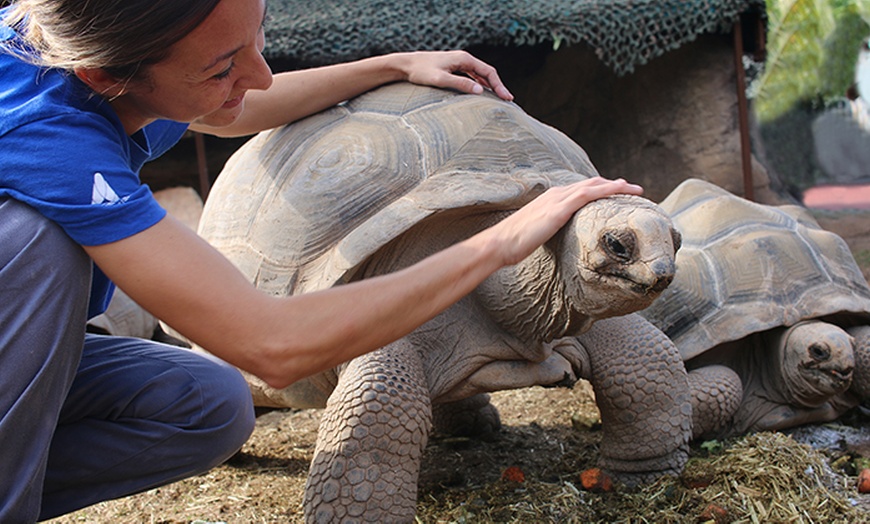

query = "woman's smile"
[223, 93, 244, 109]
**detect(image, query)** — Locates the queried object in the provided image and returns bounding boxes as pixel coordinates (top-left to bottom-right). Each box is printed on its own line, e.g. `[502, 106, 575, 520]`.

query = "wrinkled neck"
[736, 335, 787, 405]
[474, 246, 591, 343]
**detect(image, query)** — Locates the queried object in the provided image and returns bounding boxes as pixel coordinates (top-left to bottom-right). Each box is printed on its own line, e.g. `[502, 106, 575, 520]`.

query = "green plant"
[752, 0, 870, 123]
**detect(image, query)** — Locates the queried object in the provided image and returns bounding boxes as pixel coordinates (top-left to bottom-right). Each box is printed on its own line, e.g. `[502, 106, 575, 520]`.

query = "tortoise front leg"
[304, 340, 431, 523]
[686, 364, 743, 439]
[570, 313, 692, 485]
[847, 325, 870, 402]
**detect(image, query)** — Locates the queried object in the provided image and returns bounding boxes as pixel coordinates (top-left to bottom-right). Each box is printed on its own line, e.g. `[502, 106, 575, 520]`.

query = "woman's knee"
[73, 336, 255, 459]
[198, 358, 256, 459]
[154, 351, 255, 465]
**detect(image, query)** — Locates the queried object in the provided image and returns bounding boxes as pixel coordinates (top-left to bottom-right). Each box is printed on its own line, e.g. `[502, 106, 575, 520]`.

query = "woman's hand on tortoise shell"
[396, 50, 514, 101]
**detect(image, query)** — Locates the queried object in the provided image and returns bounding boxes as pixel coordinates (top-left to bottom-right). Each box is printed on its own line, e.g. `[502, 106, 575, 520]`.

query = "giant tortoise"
[641, 178, 870, 439]
[197, 82, 690, 522]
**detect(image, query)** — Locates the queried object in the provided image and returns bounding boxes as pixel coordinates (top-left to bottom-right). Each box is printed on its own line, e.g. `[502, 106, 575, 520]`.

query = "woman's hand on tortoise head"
[395, 50, 514, 101]
[488, 177, 644, 266]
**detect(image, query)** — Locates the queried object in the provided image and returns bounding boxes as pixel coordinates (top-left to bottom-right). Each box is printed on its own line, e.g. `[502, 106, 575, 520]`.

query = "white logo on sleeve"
[91, 172, 123, 205]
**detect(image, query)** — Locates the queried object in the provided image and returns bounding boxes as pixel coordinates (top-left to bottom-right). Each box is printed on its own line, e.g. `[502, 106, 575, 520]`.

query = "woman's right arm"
[84, 177, 641, 389]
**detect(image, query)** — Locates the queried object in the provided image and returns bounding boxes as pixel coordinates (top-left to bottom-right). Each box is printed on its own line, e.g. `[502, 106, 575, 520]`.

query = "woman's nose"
[238, 46, 273, 92]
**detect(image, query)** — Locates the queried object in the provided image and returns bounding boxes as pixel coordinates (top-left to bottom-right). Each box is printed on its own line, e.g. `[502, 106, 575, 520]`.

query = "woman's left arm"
[190, 50, 513, 137]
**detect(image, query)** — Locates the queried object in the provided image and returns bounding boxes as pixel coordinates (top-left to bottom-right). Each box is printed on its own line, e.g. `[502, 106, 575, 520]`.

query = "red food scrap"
[858, 468, 870, 493]
[501, 466, 525, 483]
[579, 467, 614, 492]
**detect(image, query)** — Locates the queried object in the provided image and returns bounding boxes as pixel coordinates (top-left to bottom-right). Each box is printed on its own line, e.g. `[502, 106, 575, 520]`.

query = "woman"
[0, 0, 642, 520]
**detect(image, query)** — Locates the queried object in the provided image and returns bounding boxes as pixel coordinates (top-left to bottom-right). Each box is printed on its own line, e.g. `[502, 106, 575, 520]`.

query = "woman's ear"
[73, 67, 127, 98]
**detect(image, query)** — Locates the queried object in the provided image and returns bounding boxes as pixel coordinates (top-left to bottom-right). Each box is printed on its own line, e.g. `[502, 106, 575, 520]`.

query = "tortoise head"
[778, 321, 854, 407]
[557, 194, 680, 322]
[473, 193, 679, 342]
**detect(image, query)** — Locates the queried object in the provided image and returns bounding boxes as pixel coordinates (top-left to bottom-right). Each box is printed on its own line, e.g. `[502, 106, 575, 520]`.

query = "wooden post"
[733, 18, 755, 201]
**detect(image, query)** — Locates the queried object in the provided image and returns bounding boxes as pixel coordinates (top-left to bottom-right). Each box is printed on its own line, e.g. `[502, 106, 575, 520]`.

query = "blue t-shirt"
[0, 12, 189, 318]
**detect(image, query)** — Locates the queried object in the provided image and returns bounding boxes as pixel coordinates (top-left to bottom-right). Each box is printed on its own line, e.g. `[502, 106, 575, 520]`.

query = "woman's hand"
[482, 177, 644, 266]
[393, 50, 514, 101]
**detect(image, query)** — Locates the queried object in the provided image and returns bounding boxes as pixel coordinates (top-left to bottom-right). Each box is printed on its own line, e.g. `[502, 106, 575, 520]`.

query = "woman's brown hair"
[2, 0, 222, 80]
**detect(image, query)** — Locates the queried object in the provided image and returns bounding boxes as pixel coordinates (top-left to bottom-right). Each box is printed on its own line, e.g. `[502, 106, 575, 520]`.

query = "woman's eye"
[213, 63, 235, 80]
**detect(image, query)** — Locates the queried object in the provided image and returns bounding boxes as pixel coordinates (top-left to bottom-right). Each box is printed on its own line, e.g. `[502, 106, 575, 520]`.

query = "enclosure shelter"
[147, 0, 777, 205]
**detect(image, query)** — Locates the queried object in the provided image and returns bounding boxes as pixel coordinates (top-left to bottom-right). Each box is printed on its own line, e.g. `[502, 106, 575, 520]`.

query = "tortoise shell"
[640, 178, 870, 360]
[198, 83, 599, 295]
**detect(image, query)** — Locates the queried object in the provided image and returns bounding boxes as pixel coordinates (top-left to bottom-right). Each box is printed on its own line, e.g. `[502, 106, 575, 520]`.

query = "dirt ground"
[48, 382, 870, 524]
[45, 208, 870, 523]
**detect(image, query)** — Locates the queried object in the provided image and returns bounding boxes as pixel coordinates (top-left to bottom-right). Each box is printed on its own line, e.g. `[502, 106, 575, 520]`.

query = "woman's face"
[113, 0, 273, 132]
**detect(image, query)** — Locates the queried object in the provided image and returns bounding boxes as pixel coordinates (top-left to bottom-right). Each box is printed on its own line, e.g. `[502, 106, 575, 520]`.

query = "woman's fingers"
[457, 59, 513, 101]
[492, 178, 644, 265]
[402, 51, 514, 101]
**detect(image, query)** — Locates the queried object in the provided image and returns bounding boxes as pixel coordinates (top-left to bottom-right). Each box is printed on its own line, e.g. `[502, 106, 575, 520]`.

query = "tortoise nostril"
[649, 275, 673, 294]
[651, 260, 676, 278]
[647, 260, 675, 294]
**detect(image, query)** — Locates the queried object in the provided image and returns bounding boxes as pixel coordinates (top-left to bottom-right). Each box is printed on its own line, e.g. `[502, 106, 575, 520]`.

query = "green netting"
[265, 0, 762, 75]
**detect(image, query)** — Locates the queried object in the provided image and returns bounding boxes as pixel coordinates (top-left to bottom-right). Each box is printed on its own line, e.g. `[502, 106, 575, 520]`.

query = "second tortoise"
[642, 178, 870, 439]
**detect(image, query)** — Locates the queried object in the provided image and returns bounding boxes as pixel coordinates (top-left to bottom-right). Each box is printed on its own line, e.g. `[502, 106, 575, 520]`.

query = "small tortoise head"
[559, 194, 680, 322]
[778, 321, 854, 407]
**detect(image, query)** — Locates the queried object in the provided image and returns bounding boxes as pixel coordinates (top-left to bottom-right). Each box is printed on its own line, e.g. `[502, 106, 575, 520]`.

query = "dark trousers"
[0, 197, 256, 522]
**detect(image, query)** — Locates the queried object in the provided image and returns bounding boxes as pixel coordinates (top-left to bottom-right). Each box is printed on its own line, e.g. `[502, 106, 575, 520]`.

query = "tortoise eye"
[603, 231, 634, 262]
[808, 343, 831, 362]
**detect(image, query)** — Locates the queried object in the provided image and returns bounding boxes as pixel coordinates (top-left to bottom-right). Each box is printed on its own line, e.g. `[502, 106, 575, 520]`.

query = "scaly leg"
[687, 364, 743, 439]
[573, 313, 692, 485]
[847, 325, 870, 402]
[304, 340, 431, 523]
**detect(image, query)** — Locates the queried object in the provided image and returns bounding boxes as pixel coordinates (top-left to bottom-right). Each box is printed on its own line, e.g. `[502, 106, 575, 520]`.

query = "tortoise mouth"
[584, 273, 672, 318]
[800, 362, 854, 391]
[820, 365, 853, 385]
[606, 269, 675, 298]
